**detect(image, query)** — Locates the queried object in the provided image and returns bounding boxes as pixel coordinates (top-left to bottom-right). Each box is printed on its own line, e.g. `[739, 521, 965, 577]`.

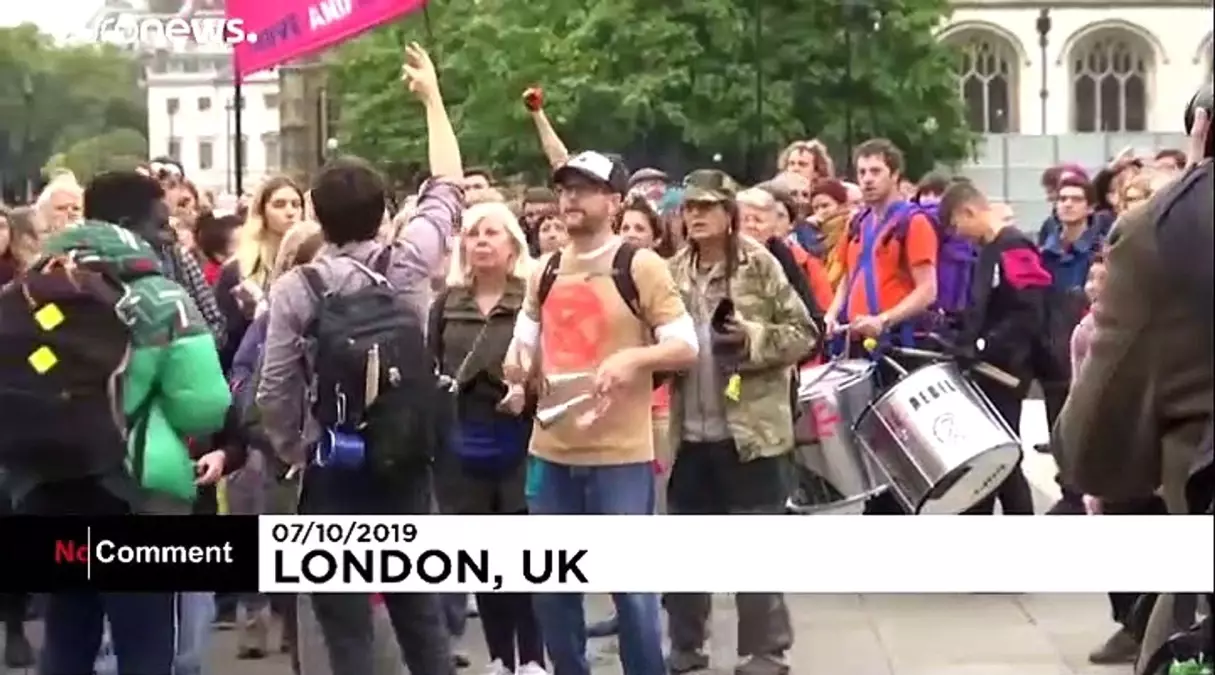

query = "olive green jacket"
[666, 236, 817, 461]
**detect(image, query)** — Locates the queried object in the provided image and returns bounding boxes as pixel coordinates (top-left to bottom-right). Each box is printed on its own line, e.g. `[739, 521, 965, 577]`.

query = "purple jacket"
[254, 178, 464, 465]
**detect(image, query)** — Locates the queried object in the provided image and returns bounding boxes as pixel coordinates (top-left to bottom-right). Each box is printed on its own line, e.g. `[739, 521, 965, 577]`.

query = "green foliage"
[0, 24, 148, 194]
[44, 128, 149, 182]
[328, 0, 974, 184]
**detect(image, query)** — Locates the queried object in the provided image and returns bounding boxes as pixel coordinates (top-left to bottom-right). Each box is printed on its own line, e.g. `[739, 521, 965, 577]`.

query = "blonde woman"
[430, 201, 546, 675]
[218, 176, 302, 659]
[215, 175, 304, 368]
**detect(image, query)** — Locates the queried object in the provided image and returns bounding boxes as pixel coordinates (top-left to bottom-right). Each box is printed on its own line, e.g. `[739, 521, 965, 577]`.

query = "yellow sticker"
[725, 374, 741, 402]
[34, 303, 65, 331]
[28, 346, 59, 374]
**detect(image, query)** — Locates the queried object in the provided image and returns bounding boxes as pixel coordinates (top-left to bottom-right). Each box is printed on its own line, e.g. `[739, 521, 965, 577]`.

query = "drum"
[853, 362, 1022, 514]
[792, 360, 887, 514]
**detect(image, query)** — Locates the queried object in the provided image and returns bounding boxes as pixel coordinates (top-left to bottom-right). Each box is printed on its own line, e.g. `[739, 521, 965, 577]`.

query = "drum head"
[916, 442, 1023, 515]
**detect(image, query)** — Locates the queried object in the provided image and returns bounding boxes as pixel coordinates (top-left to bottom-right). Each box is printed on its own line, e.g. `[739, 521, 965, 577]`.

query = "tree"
[0, 24, 148, 198]
[43, 129, 148, 182]
[327, 0, 973, 184]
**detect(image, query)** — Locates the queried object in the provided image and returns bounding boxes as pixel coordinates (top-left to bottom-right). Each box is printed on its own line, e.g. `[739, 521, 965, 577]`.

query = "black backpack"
[537, 242, 670, 389]
[301, 249, 441, 474]
[0, 256, 136, 483]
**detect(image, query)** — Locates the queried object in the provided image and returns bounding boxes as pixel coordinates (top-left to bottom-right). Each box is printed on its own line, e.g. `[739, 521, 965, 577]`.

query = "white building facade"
[144, 57, 281, 196]
[941, 0, 1213, 135]
[938, 0, 1212, 227]
[88, 0, 281, 196]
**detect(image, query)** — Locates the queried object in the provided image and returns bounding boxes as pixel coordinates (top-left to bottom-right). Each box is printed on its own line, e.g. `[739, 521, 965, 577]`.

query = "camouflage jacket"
[666, 236, 817, 461]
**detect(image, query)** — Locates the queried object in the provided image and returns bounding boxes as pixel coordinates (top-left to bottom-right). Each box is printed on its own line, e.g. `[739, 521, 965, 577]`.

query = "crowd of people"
[0, 42, 1210, 675]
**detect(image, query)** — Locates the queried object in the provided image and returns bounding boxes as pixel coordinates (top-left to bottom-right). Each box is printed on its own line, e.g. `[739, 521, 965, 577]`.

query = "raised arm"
[524, 87, 570, 169]
[394, 42, 466, 280]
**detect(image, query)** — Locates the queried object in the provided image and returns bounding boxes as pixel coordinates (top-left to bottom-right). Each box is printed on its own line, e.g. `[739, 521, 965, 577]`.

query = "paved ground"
[6, 402, 1131, 675]
[8, 593, 1132, 675]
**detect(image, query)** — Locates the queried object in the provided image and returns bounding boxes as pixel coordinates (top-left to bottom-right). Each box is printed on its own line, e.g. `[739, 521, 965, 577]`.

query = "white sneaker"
[484, 659, 512, 675]
[516, 662, 549, 675]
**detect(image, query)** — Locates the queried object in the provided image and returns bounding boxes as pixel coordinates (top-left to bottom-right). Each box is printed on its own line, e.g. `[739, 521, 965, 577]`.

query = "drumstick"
[863, 338, 909, 378]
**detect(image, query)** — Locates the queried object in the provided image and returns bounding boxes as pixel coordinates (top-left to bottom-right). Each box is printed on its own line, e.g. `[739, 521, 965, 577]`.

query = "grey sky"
[1, 1, 103, 39]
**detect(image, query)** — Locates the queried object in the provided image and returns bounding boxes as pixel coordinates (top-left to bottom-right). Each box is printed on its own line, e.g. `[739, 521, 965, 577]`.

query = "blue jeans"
[527, 459, 664, 675]
[174, 593, 215, 675]
[45, 592, 175, 675]
[93, 593, 214, 675]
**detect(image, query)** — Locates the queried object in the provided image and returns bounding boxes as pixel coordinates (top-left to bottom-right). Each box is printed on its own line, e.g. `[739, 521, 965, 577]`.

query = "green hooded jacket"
[42, 220, 231, 504]
[667, 236, 818, 462]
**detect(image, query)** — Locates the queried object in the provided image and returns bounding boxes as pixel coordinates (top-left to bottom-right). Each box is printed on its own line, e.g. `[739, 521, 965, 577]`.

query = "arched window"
[947, 31, 1020, 133]
[1070, 30, 1153, 132]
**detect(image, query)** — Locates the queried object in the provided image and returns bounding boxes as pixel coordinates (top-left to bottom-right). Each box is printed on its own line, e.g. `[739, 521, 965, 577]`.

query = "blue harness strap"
[836, 202, 916, 354]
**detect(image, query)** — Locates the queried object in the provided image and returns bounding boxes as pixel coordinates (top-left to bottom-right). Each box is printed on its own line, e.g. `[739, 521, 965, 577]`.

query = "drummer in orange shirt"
[824, 139, 938, 361]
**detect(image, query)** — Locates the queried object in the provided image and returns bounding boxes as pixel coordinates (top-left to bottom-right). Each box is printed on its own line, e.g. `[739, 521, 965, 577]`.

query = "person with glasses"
[1035, 174, 1103, 452]
[663, 169, 813, 675]
[504, 151, 697, 675]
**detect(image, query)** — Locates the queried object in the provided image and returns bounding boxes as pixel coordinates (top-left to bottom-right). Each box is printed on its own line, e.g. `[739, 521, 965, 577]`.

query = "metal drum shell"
[792, 360, 888, 514]
[852, 362, 1023, 515]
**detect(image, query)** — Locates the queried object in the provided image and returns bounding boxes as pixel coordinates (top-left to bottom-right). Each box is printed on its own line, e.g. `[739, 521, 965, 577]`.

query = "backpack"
[847, 201, 977, 331]
[301, 248, 441, 474]
[536, 242, 667, 388]
[0, 255, 137, 483]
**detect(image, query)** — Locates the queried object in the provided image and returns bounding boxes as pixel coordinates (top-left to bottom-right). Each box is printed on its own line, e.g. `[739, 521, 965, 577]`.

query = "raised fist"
[523, 86, 544, 112]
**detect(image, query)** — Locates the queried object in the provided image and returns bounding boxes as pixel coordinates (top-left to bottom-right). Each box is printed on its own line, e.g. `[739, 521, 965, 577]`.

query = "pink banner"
[229, 0, 426, 78]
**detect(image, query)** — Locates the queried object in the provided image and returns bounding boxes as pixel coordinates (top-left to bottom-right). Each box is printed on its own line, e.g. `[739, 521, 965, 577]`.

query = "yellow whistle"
[725, 374, 742, 401]
[862, 337, 878, 353]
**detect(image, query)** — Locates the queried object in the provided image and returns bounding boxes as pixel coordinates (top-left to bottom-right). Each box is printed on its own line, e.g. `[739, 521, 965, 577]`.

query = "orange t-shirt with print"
[523, 240, 687, 466]
[843, 211, 938, 320]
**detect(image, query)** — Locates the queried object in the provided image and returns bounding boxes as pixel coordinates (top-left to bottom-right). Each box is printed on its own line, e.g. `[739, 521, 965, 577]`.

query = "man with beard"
[504, 151, 698, 675]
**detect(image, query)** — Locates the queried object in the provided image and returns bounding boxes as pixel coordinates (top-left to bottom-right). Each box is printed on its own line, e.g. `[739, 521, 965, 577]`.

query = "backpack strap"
[536, 250, 563, 308]
[371, 246, 393, 276]
[842, 204, 909, 319]
[300, 265, 327, 300]
[610, 243, 642, 319]
[537, 244, 642, 320]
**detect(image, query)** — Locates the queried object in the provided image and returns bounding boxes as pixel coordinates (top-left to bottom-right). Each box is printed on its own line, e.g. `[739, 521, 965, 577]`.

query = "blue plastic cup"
[315, 429, 366, 469]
